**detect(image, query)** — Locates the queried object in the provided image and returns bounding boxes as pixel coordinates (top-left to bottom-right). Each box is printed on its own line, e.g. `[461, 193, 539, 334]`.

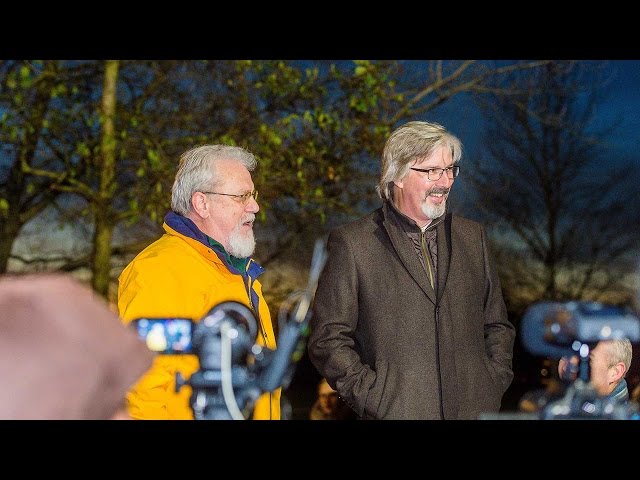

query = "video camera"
[131, 238, 327, 420]
[518, 301, 640, 419]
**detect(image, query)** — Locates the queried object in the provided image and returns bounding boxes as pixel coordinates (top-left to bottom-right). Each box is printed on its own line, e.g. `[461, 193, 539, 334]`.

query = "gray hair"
[376, 121, 463, 200]
[607, 338, 633, 376]
[171, 144, 257, 215]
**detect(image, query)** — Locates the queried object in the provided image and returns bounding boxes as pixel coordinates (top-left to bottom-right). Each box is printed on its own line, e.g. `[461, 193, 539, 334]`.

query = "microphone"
[257, 238, 327, 392]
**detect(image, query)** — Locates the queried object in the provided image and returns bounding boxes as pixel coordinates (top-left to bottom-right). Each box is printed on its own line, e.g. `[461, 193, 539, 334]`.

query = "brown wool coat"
[308, 202, 515, 420]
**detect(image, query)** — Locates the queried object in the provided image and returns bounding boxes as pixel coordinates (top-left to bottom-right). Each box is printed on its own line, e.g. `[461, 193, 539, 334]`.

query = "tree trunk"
[91, 60, 119, 297]
[0, 223, 18, 272]
[0, 199, 21, 273]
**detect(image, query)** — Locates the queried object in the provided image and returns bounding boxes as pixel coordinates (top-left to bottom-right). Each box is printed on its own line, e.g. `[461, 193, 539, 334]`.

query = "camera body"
[133, 302, 265, 420]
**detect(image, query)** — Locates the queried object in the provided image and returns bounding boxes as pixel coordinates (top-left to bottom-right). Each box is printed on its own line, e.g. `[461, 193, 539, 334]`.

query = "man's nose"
[246, 197, 259, 213]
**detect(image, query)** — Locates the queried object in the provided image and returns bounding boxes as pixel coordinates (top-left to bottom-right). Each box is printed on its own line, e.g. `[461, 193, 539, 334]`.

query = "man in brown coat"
[308, 121, 515, 420]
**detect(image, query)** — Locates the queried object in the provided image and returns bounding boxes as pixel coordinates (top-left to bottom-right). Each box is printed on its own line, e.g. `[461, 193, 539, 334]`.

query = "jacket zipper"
[244, 271, 268, 344]
[420, 231, 435, 290]
[245, 265, 273, 419]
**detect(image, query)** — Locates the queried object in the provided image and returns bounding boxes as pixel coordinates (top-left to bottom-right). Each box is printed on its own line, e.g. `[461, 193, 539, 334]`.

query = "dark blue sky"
[423, 60, 640, 167]
[415, 60, 640, 215]
[594, 60, 640, 161]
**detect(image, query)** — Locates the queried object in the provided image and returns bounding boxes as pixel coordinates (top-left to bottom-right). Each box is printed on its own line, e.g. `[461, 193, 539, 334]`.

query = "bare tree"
[468, 61, 640, 315]
[388, 60, 550, 123]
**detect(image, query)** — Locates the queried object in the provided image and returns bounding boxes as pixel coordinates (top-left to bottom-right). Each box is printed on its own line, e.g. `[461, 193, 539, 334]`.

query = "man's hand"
[558, 355, 579, 381]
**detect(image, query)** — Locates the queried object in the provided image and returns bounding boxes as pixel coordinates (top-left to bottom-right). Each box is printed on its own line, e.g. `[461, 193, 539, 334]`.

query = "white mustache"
[241, 214, 256, 225]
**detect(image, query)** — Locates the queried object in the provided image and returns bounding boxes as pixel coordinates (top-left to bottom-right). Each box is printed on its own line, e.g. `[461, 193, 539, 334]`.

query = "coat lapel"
[382, 208, 437, 305]
[436, 213, 453, 305]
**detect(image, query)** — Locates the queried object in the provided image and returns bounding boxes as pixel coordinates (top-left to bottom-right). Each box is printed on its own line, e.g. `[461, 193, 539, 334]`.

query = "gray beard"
[421, 199, 446, 220]
[228, 227, 256, 258]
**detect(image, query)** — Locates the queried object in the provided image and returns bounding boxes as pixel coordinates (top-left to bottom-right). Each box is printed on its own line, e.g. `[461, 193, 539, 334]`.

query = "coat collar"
[382, 201, 452, 306]
[385, 200, 446, 233]
[610, 378, 629, 403]
[163, 211, 265, 279]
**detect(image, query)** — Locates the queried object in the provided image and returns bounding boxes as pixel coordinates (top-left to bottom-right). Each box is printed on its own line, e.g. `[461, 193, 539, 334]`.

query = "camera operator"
[559, 339, 632, 402]
[519, 339, 632, 413]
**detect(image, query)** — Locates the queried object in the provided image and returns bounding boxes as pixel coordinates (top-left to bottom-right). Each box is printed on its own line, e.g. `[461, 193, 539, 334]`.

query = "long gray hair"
[376, 121, 463, 200]
[171, 144, 257, 215]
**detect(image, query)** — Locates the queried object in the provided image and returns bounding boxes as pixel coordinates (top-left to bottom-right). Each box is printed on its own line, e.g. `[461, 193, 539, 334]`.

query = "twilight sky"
[419, 60, 640, 216]
[424, 60, 639, 168]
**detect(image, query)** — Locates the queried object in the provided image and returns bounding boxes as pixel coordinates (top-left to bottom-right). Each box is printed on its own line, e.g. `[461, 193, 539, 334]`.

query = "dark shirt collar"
[384, 200, 446, 234]
[206, 236, 249, 273]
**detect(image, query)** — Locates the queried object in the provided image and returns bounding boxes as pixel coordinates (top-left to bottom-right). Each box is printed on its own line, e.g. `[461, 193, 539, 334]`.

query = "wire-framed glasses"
[410, 165, 460, 181]
[201, 189, 259, 204]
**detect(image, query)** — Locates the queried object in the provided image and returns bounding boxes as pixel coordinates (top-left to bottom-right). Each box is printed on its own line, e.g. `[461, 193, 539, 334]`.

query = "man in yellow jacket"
[118, 144, 280, 420]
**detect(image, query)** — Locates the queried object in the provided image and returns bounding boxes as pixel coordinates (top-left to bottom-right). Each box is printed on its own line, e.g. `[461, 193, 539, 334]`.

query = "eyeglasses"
[410, 165, 460, 181]
[201, 189, 259, 204]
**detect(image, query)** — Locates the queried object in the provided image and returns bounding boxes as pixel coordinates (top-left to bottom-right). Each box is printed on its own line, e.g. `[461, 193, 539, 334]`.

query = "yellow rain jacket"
[118, 212, 280, 420]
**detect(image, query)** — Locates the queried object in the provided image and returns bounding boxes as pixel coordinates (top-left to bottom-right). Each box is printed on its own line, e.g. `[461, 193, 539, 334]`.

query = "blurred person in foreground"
[118, 145, 280, 420]
[308, 121, 515, 420]
[309, 378, 356, 420]
[0, 274, 153, 419]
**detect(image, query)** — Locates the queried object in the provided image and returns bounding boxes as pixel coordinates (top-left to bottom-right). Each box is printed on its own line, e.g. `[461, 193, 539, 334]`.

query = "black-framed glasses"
[201, 189, 259, 204]
[410, 165, 460, 181]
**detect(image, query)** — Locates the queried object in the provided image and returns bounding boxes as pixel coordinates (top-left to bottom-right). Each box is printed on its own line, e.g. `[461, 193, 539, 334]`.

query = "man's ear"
[191, 192, 210, 218]
[610, 362, 626, 384]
